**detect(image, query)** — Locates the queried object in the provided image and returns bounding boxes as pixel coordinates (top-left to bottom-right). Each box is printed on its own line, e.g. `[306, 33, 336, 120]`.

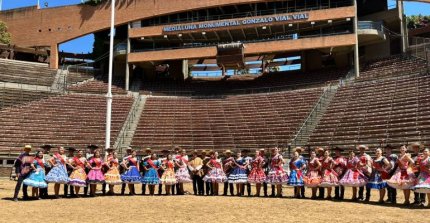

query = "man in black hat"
[140, 148, 152, 195]
[410, 142, 426, 206]
[40, 144, 52, 199]
[12, 145, 32, 201]
[222, 149, 234, 196]
[332, 147, 347, 200]
[64, 147, 76, 198]
[384, 144, 397, 204]
[242, 149, 253, 197]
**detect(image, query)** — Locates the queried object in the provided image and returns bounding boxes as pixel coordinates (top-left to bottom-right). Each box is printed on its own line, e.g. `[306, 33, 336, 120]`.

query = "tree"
[407, 14, 430, 29]
[0, 21, 11, 44]
[81, 0, 107, 6]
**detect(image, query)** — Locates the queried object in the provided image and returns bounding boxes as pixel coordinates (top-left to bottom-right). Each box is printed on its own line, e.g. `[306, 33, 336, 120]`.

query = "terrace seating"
[132, 87, 323, 150]
[308, 72, 430, 148]
[0, 59, 56, 86]
[0, 94, 134, 153]
[67, 76, 127, 94]
[0, 88, 56, 109]
[66, 71, 94, 85]
[140, 68, 347, 95]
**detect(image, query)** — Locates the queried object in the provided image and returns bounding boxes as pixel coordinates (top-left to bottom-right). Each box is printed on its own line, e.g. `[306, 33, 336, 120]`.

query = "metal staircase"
[113, 93, 146, 155]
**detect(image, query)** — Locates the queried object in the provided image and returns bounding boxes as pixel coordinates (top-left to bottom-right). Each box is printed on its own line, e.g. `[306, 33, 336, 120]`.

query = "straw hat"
[409, 142, 424, 150]
[23, 145, 32, 151]
[315, 147, 324, 153]
[224, 149, 233, 155]
[357, 145, 369, 150]
[294, 147, 304, 153]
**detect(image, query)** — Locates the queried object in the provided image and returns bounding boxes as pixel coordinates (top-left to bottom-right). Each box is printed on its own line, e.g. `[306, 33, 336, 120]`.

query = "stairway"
[291, 84, 339, 147]
[51, 68, 66, 92]
[113, 93, 146, 155]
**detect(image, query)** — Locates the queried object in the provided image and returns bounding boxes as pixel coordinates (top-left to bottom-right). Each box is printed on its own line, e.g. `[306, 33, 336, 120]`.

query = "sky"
[1, 0, 430, 53]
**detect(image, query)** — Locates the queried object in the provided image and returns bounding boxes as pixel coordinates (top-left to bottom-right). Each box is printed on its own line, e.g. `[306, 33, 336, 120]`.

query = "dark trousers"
[294, 186, 306, 198]
[101, 183, 106, 195]
[245, 183, 252, 196]
[334, 186, 345, 200]
[192, 175, 204, 195]
[387, 186, 397, 203]
[64, 184, 74, 197]
[414, 192, 426, 204]
[318, 187, 325, 198]
[205, 181, 213, 195]
[158, 184, 163, 195]
[223, 182, 234, 195]
[142, 184, 147, 195]
[84, 183, 89, 196]
[358, 186, 371, 201]
[121, 183, 126, 195]
[301, 186, 305, 198]
[13, 175, 28, 199]
[40, 187, 49, 198]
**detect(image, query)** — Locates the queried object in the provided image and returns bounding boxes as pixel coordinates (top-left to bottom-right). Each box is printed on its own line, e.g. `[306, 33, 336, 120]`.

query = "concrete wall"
[129, 34, 356, 62]
[363, 38, 391, 61]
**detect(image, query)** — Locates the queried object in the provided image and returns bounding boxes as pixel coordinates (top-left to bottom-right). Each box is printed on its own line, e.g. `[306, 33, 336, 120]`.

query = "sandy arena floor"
[0, 179, 428, 223]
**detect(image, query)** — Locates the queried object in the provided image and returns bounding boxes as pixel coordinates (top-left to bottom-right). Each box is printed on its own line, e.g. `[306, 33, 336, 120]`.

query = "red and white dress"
[387, 156, 416, 190]
[87, 158, 105, 184]
[248, 155, 266, 184]
[265, 154, 288, 185]
[304, 157, 322, 188]
[203, 159, 227, 183]
[175, 155, 192, 183]
[319, 157, 339, 187]
[339, 156, 368, 187]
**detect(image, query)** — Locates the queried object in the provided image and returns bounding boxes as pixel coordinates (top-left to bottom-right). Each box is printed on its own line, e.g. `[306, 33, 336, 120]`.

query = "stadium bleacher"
[0, 59, 56, 86]
[0, 88, 56, 109]
[67, 76, 127, 94]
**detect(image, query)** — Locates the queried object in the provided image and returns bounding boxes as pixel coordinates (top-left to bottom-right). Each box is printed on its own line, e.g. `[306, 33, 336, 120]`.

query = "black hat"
[332, 146, 345, 151]
[384, 144, 395, 150]
[241, 149, 251, 153]
[87, 145, 99, 150]
[41, 144, 53, 150]
[161, 149, 170, 154]
[106, 148, 115, 152]
[66, 147, 76, 152]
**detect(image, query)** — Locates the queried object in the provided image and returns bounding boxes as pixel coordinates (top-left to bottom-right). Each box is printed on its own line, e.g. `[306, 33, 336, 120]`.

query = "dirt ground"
[0, 179, 427, 223]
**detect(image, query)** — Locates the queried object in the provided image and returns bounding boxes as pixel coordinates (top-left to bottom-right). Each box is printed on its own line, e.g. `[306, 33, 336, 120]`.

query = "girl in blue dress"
[288, 151, 306, 198]
[23, 150, 48, 199]
[45, 147, 70, 198]
[120, 150, 141, 195]
[228, 151, 249, 196]
[142, 154, 161, 195]
[367, 148, 391, 203]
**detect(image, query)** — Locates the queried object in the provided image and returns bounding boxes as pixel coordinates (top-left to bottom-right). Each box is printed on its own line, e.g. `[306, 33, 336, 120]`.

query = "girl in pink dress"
[386, 145, 416, 205]
[86, 149, 105, 197]
[339, 150, 368, 200]
[413, 148, 430, 207]
[304, 150, 322, 199]
[265, 147, 288, 197]
[203, 151, 227, 195]
[319, 150, 339, 199]
[248, 150, 266, 196]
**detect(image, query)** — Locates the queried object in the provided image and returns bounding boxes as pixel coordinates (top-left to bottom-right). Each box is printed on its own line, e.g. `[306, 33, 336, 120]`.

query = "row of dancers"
[11, 143, 430, 207]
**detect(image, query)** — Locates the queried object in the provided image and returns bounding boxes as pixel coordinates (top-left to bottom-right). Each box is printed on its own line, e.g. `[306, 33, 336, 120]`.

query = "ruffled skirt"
[121, 166, 142, 184]
[367, 171, 387, 189]
[288, 170, 304, 186]
[265, 168, 288, 185]
[386, 168, 416, 190]
[304, 170, 322, 188]
[175, 167, 192, 183]
[228, 167, 248, 184]
[69, 168, 87, 187]
[87, 169, 105, 184]
[45, 165, 69, 184]
[105, 167, 122, 185]
[141, 169, 160, 185]
[248, 168, 266, 184]
[160, 169, 177, 185]
[203, 168, 227, 183]
[339, 169, 368, 187]
[413, 171, 430, 193]
[320, 170, 339, 187]
[23, 169, 48, 188]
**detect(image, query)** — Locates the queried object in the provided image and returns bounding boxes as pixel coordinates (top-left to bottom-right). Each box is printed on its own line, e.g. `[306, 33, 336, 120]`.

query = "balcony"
[357, 21, 386, 45]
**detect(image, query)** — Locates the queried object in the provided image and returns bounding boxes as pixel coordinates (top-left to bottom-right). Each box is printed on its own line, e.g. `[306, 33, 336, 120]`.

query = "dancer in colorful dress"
[105, 151, 122, 194]
[410, 142, 426, 206]
[339, 150, 367, 201]
[45, 147, 70, 198]
[319, 150, 339, 199]
[86, 149, 105, 197]
[68, 149, 88, 197]
[228, 151, 249, 196]
[333, 147, 347, 200]
[64, 147, 76, 198]
[160, 154, 177, 195]
[175, 149, 192, 195]
[203, 151, 227, 195]
[413, 148, 430, 207]
[121, 149, 141, 195]
[13, 145, 33, 201]
[242, 149, 253, 196]
[265, 147, 288, 197]
[367, 148, 391, 203]
[288, 150, 306, 198]
[248, 150, 266, 197]
[386, 145, 416, 205]
[316, 147, 326, 199]
[23, 150, 48, 199]
[304, 150, 322, 199]
[142, 153, 161, 196]
[384, 144, 398, 204]
[201, 150, 213, 195]
[222, 150, 235, 196]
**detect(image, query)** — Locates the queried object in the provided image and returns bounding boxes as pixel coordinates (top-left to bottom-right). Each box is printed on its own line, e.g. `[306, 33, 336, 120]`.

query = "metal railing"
[115, 95, 143, 154]
[407, 36, 430, 63]
[358, 21, 384, 31]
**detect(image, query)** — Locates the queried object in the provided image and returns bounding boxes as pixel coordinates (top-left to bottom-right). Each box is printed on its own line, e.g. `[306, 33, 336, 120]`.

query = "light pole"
[0, 0, 3, 11]
[105, 0, 115, 150]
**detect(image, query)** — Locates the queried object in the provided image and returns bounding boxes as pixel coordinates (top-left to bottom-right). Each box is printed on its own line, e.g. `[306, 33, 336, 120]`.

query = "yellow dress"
[105, 158, 123, 185]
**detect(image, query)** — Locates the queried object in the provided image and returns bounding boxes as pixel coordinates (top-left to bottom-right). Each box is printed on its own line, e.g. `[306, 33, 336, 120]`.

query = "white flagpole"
[105, 0, 115, 150]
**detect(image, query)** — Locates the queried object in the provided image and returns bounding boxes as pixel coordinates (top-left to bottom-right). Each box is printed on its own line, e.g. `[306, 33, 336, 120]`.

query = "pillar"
[353, 0, 360, 77]
[398, 0, 407, 53]
[49, 43, 59, 69]
[125, 22, 131, 91]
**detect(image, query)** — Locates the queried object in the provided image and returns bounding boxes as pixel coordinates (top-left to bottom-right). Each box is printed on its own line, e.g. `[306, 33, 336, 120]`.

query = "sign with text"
[163, 13, 309, 32]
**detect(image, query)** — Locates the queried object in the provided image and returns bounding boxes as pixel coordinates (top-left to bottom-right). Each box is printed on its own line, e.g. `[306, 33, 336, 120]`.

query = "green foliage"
[0, 21, 11, 44]
[407, 14, 430, 29]
[81, 0, 107, 6]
